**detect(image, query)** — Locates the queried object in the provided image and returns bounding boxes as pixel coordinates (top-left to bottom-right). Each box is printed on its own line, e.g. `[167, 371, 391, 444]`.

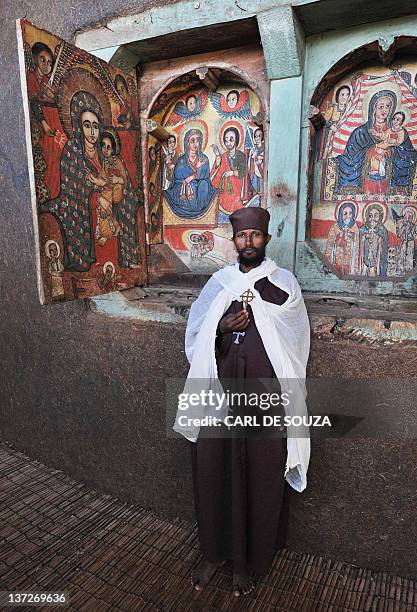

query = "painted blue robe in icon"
[163, 153, 217, 219]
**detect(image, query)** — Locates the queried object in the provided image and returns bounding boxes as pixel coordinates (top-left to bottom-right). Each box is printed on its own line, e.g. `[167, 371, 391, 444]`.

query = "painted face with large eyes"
[116, 81, 128, 102]
[101, 137, 113, 159]
[226, 91, 238, 108]
[81, 111, 100, 145]
[254, 129, 263, 146]
[189, 133, 201, 154]
[368, 207, 381, 228]
[342, 206, 353, 225]
[374, 97, 392, 122]
[186, 96, 197, 112]
[224, 130, 237, 151]
[35, 50, 53, 76]
[337, 87, 350, 105]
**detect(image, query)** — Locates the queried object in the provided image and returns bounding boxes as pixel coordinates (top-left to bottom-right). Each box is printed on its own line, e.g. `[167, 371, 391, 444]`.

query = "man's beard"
[238, 246, 266, 267]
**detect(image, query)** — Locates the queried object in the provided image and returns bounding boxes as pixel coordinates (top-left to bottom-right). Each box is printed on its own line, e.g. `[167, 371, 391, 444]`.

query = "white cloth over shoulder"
[173, 257, 311, 493]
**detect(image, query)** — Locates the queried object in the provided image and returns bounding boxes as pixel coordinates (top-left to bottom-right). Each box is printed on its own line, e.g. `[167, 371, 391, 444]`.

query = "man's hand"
[218, 310, 250, 334]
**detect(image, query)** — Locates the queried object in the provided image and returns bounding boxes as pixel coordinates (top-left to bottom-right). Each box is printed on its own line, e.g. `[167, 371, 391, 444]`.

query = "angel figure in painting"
[324, 202, 360, 275]
[320, 85, 351, 158]
[27, 41, 66, 199]
[209, 89, 252, 120]
[45, 240, 65, 300]
[163, 128, 217, 219]
[114, 74, 132, 129]
[166, 91, 208, 126]
[392, 206, 417, 273]
[359, 204, 388, 276]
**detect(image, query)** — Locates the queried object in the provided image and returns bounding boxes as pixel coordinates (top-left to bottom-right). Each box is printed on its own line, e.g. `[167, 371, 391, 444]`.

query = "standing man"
[174, 207, 311, 597]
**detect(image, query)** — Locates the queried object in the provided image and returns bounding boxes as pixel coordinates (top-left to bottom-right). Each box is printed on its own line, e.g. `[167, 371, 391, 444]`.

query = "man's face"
[149, 147, 156, 161]
[342, 207, 353, 225]
[233, 228, 271, 265]
[35, 50, 52, 76]
[224, 130, 237, 152]
[81, 111, 99, 145]
[168, 136, 176, 151]
[368, 208, 381, 228]
[404, 208, 415, 223]
[101, 137, 113, 159]
[227, 92, 238, 108]
[105, 265, 113, 279]
[187, 97, 197, 112]
[49, 245, 58, 258]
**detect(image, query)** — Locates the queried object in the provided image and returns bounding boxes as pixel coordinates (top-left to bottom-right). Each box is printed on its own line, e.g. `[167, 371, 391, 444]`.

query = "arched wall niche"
[307, 37, 417, 282]
[143, 63, 268, 278]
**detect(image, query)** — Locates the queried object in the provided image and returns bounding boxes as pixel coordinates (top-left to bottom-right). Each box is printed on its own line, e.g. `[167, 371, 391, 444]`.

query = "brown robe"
[191, 276, 290, 576]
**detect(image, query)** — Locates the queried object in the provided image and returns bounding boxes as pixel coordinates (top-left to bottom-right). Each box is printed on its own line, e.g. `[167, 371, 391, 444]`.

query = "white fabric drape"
[174, 257, 311, 492]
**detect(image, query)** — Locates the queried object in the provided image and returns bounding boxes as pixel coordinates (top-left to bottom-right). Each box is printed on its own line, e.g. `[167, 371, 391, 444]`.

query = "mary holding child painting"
[336, 89, 417, 195]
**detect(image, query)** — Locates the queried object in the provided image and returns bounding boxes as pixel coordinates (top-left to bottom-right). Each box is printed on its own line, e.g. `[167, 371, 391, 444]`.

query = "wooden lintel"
[146, 119, 170, 141]
[195, 66, 219, 91]
[308, 105, 325, 130]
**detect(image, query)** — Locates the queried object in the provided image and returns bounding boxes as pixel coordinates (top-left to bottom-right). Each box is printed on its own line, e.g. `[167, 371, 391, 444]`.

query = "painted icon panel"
[311, 64, 417, 278]
[145, 71, 265, 273]
[17, 19, 147, 303]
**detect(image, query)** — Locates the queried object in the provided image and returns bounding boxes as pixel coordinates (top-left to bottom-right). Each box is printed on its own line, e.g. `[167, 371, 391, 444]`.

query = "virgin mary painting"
[336, 89, 417, 195]
[43, 90, 140, 271]
[163, 128, 217, 219]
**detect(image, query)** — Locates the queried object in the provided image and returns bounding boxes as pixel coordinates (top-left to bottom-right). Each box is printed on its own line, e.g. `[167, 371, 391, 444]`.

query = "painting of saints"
[359, 204, 389, 276]
[42, 91, 140, 271]
[336, 90, 417, 195]
[27, 41, 66, 198]
[392, 206, 417, 273]
[210, 126, 247, 214]
[324, 202, 360, 275]
[248, 127, 264, 195]
[320, 85, 351, 158]
[163, 128, 217, 219]
[162, 134, 178, 190]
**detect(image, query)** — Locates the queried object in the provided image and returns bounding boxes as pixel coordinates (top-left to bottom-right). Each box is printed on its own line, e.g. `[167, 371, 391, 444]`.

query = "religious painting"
[311, 63, 417, 278]
[145, 71, 265, 273]
[17, 19, 147, 303]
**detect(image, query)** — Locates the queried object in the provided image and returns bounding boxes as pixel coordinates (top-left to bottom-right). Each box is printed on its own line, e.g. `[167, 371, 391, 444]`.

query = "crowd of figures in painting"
[147, 75, 265, 267]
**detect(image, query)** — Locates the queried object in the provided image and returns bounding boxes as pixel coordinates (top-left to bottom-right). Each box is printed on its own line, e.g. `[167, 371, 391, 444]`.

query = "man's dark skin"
[192, 227, 272, 597]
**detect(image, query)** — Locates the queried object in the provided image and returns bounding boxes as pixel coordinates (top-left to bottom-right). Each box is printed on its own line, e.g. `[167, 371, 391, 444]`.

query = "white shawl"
[174, 257, 311, 492]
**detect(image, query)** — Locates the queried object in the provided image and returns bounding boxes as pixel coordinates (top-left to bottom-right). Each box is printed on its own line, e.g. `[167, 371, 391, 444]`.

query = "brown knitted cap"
[229, 207, 270, 235]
